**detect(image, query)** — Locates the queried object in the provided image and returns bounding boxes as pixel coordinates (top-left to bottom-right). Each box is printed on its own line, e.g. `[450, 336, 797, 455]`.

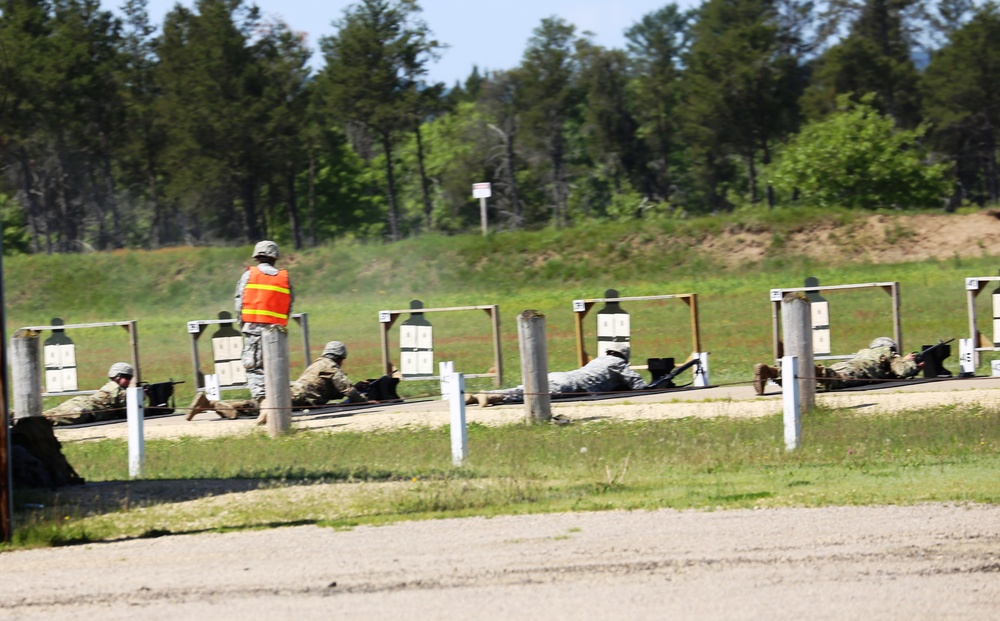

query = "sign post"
[472, 182, 491, 236]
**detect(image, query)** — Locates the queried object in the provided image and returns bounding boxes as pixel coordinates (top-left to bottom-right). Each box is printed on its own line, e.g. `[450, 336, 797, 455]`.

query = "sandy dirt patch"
[1, 504, 997, 620]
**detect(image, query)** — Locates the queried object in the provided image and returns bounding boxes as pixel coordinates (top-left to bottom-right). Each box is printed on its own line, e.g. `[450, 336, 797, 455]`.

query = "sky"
[102, 0, 700, 86]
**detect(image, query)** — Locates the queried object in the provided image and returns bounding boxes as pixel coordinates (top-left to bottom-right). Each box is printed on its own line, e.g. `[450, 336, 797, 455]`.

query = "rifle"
[647, 357, 702, 390]
[912, 339, 955, 378]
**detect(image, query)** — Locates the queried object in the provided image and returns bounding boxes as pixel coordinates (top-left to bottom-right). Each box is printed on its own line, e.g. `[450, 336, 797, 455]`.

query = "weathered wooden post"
[518, 309, 551, 423]
[262, 326, 291, 436]
[781, 292, 815, 413]
[10, 329, 42, 420]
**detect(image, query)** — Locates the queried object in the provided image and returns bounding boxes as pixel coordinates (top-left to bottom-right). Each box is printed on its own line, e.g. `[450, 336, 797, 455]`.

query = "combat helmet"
[869, 337, 897, 351]
[252, 240, 279, 260]
[604, 343, 631, 363]
[108, 362, 134, 378]
[323, 340, 348, 360]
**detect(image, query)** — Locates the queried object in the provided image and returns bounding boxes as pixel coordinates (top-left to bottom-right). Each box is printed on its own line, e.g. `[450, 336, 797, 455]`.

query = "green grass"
[6, 404, 998, 548]
[5, 209, 1000, 403]
[5, 209, 1000, 549]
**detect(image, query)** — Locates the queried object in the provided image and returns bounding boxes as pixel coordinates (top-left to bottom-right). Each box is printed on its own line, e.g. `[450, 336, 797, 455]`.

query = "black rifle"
[647, 357, 702, 390]
[913, 339, 955, 378]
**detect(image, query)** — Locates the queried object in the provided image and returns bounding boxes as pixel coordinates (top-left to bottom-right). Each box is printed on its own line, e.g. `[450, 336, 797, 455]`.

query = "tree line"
[0, 0, 996, 253]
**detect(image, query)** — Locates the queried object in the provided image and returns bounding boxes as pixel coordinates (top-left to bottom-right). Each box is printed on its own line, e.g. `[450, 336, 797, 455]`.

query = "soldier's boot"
[214, 402, 239, 420]
[752, 364, 780, 395]
[476, 393, 505, 407]
[255, 397, 268, 426]
[186, 393, 212, 421]
[813, 364, 836, 390]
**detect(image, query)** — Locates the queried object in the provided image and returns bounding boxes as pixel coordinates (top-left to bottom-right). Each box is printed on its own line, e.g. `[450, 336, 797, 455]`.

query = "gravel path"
[5, 377, 997, 619]
[2, 504, 998, 620]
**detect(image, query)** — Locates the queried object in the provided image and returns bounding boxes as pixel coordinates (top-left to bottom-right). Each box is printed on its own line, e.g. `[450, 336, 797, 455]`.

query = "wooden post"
[781, 293, 815, 413]
[518, 310, 551, 423]
[10, 329, 42, 420]
[262, 326, 291, 436]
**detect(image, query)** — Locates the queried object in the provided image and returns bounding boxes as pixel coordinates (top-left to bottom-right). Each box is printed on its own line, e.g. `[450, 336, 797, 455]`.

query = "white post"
[693, 352, 710, 387]
[439, 361, 455, 400]
[448, 372, 467, 466]
[262, 326, 291, 437]
[473, 182, 491, 236]
[479, 197, 488, 236]
[126, 386, 145, 478]
[958, 338, 975, 377]
[205, 373, 221, 401]
[782, 355, 801, 451]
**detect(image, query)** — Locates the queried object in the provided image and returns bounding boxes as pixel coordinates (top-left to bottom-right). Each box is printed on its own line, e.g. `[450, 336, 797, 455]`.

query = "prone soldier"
[753, 336, 921, 394]
[44, 362, 134, 426]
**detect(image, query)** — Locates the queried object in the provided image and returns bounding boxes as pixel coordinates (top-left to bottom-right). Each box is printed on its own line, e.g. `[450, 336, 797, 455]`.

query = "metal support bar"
[770, 282, 901, 362]
[19, 320, 143, 395]
[378, 304, 503, 387]
[572, 293, 701, 368]
[187, 312, 309, 390]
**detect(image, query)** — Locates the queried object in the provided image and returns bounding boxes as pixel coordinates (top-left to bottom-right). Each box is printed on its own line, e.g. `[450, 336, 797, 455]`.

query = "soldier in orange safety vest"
[234, 240, 294, 406]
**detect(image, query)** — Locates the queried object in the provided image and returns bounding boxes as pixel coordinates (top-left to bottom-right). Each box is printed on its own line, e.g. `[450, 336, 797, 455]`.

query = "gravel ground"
[1, 504, 998, 620]
[4, 377, 998, 620]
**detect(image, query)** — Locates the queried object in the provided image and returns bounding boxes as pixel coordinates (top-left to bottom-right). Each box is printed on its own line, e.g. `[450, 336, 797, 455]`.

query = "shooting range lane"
[51, 375, 1000, 442]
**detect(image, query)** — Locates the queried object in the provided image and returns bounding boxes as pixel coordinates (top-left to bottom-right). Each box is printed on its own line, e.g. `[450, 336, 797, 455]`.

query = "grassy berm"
[5, 208, 1000, 548]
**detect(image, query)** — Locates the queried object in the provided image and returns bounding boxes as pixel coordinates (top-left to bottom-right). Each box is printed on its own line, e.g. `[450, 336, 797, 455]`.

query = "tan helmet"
[108, 362, 134, 378]
[869, 337, 897, 350]
[323, 340, 348, 360]
[252, 240, 279, 260]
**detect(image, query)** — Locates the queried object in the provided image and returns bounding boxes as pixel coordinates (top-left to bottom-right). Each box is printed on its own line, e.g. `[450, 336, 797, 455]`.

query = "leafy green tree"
[805, 0, 922, 125]
[317, 0, 442, 241]
[157, 0, 279, 243]
[923, 3, 1000, 206]
[625, 3, 693, 201]
[477, 69, 525, 226]
[576, 42, 643, 205]
[254, 17, 313, 248]
[768, 94, 949, 208]
[680, 0, 808, 210]
[518, 16, 582, 228]
[116, 0, 173, 246]
[0, 0, 125, 252]
[0, 0, 55, 252]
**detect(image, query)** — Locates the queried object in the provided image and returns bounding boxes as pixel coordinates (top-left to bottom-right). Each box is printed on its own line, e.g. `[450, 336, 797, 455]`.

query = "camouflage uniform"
[235, 262, 294, 400]
[815, 344, 919, 389]
[290, 356, 366, 405]
[487, 354, 649, 404]
[212, 356, 364, 417]
[44, 380, 128, 426]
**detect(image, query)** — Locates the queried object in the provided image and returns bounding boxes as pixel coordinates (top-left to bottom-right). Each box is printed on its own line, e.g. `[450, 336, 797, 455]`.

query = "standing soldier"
[235, 240, 293, 413]
[45, 362, 134, 426]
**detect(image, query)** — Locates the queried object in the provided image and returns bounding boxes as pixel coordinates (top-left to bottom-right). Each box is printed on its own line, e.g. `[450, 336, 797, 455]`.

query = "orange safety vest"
[241, 266, 291, 326]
